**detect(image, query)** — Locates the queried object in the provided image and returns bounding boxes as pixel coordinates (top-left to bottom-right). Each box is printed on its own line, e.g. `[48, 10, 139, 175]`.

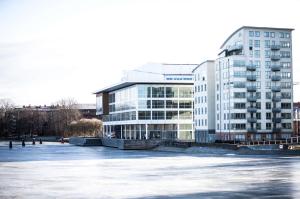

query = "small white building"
[193, 60, 216, 143]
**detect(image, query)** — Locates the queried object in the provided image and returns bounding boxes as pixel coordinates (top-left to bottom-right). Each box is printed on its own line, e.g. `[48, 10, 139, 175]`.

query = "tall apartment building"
[95, 63, 196, 141]
[193, 60, 216, 143]
[215, 26, 294, 141]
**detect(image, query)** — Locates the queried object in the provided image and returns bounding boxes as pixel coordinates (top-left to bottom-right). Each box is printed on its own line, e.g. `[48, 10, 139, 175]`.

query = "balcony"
[247, 107, 257, 113]
[227, 45, 243, 52]
[272, 117, 282, 123]
[270, 45, 281, 51]
[271, 86, 281, 92]
[247, 96, 257, 102]
[272, 127, 282, 133]
[272, 107, 281, 113]
[247, 75, 256, 81]
[247, 86, 257, 92]
[246, 64, 256, 71]
[271, 75, 281, 81]
[271, 64, 281, 71]
[247, 117, 257, 123]
[271, 55, 281, 61]
[272, 96, 281, 102]
[247, 128, 257, 133]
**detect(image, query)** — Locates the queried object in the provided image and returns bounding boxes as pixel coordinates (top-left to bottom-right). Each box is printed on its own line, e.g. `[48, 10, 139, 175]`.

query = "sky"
[0, 0, 300, 106]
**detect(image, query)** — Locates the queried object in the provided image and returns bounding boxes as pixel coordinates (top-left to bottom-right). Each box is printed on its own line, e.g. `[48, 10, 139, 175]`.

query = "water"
[1, 142, 300, 199]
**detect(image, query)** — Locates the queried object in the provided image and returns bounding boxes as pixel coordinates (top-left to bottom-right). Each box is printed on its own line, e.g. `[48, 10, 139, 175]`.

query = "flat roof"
[94, 81, 193, 94]
[220, 26, 294, 49]
[192, 60, 215, 72]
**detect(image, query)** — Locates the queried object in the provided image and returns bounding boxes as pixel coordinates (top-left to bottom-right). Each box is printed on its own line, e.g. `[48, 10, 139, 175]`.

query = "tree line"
[0, 98, 102, 139]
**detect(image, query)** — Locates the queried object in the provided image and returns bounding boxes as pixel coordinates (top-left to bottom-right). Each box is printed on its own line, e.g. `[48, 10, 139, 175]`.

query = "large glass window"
[138, 85, 151, 98]
[152, 111, 165, 120]
[166, 87, 178, 98]
[179, 111, 192, 119]
[179, 87, 192, 98]
[138, 100, 151, 109]
[152, 87, 165, 98]
[166, 100, 178, 109]
[166, 111, 178, 120]
[138, 111, 151, 120]
[152, 100, 165, 109]
[179, 100, 192, 108]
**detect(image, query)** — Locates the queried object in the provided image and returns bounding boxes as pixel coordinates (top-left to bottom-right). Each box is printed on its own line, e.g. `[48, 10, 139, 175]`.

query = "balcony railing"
[247, 96, 257, 102]
[247, 86, 257, 92]
[272, 118, 282, 123]
[247, 75, 256, 81]
[272, 107, 281, 113]
[247, 128, 257, 133]
[271, 64, 281, 71]
[272, 127, 282, 133]
[272, 96, 281, 102]
[246, 64, 256, 71]
[270, 45, 281, 51]
[227, 45, 243, 52]
[271, 75, 281, 81]
[271, 86, 281, 92]
[247, 107, 257, 112]
[247, 117, 257, 123]
[271, 55, 281, 61]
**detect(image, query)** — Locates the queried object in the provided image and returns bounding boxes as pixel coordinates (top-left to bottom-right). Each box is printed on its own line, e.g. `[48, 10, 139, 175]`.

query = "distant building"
[215, 26, 294, 141]
[193, 60, 216, 143]
[293, 102, 300, 136]
[95, 63, 196, 140]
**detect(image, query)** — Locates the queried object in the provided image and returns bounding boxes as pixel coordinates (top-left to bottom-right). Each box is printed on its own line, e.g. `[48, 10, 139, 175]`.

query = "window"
[231, 113, 246, 119]
[152, 111, 165, 120]
[266, 123, 271, 129]
[280, 51, 291, 58]
[266, 92, 272, 99]
[234, 103, 246, 109]
[285, 33, 290, 38]
[265, 50, 271, 58]
[138, 111, 151, 120]
[234, 92, 246, 98]
[281, 103, 291, 109]
[266, 102, 271, 109]
[255, 31, 260, 37]
[179, 100, 192, 108]
[249, 31, 254, 37]
[279, 32, 284, 38]
[256, 112, 261, 119]
[281, 92, 291, 99]
[138, 100, 151, 109]
[179, 87, 192, 98]
[266, 112, 271, 119]
[264, 32, 269, 37]
[270, 32, 275, 38]
[152, 100, 164, 109]
[281, 62, 291, 69]
[166, 111, 178, 120]
[179, 111, 192, 119]
[152, 87, 165, 98]
[249, 39, 253, 47]
[282, 113, 291, 119]
[254, 50, 260, 58]
[265, 61, 271, 68]
[254, 40, 260, 47]
[282, 123, 292, 129]
[166, 87, 178, 98]
[264, 40, 270, 48]
[166, 100, 178, 109]
[280, 41, 291, 48]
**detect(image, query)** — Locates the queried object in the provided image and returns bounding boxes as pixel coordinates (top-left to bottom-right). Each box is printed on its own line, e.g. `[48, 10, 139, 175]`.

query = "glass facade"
[102, 84, 193, 140]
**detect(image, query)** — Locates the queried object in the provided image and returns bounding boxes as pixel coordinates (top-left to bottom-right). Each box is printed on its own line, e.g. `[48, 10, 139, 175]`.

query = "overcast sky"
[0, 0, 299, 106]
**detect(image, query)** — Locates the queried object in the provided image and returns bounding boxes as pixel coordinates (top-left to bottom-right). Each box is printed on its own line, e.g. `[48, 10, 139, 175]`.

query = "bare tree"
[0, 98, 15, 138]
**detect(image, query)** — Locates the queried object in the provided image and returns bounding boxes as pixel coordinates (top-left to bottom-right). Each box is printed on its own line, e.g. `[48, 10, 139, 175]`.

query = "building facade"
[95, 63, 196, 141]
[193, 60, 216, 143]
[215, 26, 294, 141]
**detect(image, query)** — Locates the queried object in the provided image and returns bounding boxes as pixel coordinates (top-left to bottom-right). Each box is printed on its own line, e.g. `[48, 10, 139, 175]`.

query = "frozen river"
[1, 142, 300, 199]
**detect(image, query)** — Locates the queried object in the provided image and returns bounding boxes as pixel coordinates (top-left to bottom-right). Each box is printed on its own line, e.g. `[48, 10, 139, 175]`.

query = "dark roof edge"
[220, 26, 294, 49]
[192, 60, 215, 72]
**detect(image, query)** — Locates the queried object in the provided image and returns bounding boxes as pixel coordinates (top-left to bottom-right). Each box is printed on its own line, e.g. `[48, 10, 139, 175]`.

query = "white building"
[193, 60, 216, 143]
[215, 26, 294, 141]
[95, 63, 197, 141]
